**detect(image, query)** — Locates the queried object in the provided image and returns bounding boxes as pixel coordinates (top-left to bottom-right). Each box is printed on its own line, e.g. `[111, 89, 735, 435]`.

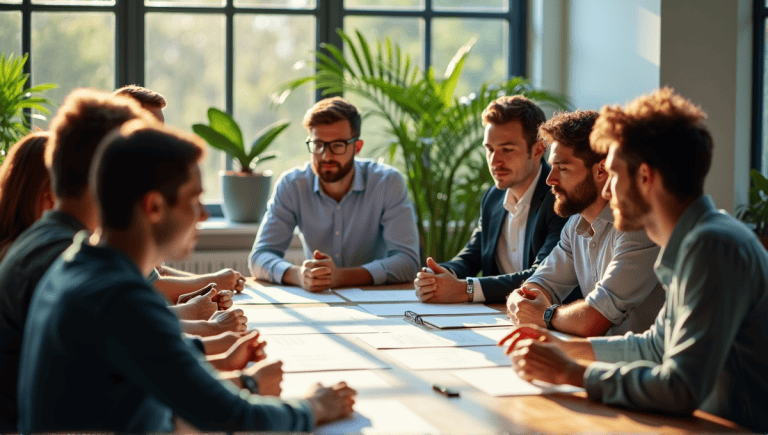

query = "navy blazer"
[440, 162, 569, 303]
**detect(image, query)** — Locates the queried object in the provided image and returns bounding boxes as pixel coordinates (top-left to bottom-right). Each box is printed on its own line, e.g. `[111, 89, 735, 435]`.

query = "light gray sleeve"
[248, 176, 298, 283]
[584, 229, 661, 325]
[583, 235, 753, 415]
[525, 215, 579, 303]
[360, 171, 420, 284]
[588, 301, 666, 364]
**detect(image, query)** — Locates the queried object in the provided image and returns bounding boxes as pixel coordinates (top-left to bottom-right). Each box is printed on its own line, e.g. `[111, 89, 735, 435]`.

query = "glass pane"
[345, 0, 420, 9]
[235, 0, 315, 8]
[343, 16, 422, 159]
[433, 0, 506, 12]
[0, 0, 22, 4]
[432, 18, 507, 99]
[0, 12, 21, 57]
[146, 13, 226, 202]
[234, 14, 314, 181]
[763, 18, 768, 173]
[32, 0, 114, 4]
[145, 0, 223, 6]
[31, 12, 115, 127]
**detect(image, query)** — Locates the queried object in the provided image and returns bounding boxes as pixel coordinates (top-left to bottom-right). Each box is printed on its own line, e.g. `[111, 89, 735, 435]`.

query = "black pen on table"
[432, 384, 460, 397]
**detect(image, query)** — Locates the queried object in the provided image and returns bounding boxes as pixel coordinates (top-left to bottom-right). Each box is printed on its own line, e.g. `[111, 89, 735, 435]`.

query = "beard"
[312, 157, 354, 183]
[552, 175, 600, 217]
[612, 179, 650, 231]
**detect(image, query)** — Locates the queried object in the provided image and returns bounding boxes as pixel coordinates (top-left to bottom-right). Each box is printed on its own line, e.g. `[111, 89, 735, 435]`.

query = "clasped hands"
[506, 284, 551, 327]
[298, 250, 341, 292]
[413, 257, 469, 303]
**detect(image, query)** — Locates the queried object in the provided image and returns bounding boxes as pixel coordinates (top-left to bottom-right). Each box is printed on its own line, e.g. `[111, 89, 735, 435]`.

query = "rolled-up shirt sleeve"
[583, 229, 661, 325]
[360, 172, 420, 284]
[249, 175, 299, 283]
[526, 215, 579, 303]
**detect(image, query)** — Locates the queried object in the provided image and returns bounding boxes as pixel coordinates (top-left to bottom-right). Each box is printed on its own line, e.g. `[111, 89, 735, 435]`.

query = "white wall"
[529, 0, 752, 212]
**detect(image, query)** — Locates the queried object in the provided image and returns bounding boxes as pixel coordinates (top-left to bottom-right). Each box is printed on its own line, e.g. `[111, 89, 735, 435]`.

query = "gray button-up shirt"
[584, 196, 768, 432]
[249, 159, 420, 285]
[527, 204, 665, 335]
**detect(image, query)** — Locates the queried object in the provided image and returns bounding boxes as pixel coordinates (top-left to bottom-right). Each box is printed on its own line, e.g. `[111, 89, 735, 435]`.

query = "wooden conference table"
[231, 279, 744, 434]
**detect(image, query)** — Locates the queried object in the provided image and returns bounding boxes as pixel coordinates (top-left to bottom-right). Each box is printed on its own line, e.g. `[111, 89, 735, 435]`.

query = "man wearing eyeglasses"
[249, 97, 420, 291]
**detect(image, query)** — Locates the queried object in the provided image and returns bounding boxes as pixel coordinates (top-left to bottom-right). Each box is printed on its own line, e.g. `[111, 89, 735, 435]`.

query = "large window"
[0, 0, 525, 213]
[754, 0, 768, 174]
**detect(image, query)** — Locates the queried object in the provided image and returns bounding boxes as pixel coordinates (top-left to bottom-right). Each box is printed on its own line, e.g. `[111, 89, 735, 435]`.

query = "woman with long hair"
[0, 132, 54, 261]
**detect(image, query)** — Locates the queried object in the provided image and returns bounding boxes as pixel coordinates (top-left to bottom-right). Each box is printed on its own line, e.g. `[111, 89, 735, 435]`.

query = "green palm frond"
[276, 29, 570, 261]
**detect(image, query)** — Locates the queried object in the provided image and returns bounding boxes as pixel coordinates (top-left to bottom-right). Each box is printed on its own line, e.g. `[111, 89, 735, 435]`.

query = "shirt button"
[336, 231, 340, 235]
[590, 242, 596, 248]
[335, 254, 339, 258]
[337, 206, 341, 210]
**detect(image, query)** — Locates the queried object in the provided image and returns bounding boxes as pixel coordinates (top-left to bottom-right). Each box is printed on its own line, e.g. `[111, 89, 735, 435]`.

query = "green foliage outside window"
[279, 30, 570, 262]
[0, 53, 56, 165]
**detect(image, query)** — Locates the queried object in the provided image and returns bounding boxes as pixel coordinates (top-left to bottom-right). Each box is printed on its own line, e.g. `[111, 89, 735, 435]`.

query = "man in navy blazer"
[414, 96, 569, 304]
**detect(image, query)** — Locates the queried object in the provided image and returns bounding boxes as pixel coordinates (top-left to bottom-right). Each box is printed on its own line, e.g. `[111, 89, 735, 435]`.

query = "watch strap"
[543, 304, 560, 330]
[239, 373, 259, 394]
[465, 279, 474, 303]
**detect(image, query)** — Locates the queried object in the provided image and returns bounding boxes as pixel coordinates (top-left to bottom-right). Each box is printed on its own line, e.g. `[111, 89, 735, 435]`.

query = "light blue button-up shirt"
[584, 196, 768, 432]
[249, 159, 420, 285]
[526, 204, 665, 335]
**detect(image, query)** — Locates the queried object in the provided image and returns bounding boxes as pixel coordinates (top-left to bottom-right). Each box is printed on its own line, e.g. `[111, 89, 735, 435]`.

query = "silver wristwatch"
[465, 279, 475, 303]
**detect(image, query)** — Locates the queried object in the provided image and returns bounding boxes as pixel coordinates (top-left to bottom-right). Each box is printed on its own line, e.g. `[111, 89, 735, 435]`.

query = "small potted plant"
[193, 108, 289, 223]
[737, 169, 768, 250]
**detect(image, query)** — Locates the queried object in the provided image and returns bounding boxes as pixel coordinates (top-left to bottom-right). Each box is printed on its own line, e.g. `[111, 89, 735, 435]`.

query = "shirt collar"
[503, 166, 542, 215]
[575, 203, 614, 238]
[313, 159, 364, 196]
[654, 195, 716, 286]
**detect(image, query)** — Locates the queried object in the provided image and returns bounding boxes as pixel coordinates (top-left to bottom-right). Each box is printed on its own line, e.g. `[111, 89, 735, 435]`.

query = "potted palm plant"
[278, 30, 569, 261]
[0, 53, 56, 164]
[737, 169, 768, 250]
[193, 108, 289, 223]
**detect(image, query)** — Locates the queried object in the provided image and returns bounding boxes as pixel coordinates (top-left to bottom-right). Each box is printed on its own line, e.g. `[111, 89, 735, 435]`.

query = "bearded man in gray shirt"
[503, 88, 768, 432]
[506, 110, 665, 337]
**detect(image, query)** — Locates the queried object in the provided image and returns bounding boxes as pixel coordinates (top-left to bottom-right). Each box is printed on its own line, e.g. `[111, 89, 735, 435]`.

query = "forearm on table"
[156, 278, 211, 304]
[552, 301, 613, 337]
[180, 320, 218, 337]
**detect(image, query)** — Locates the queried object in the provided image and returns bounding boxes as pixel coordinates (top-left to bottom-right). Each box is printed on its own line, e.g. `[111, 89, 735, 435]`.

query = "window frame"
[753, 0, 767, 173]
[1, 0, 526, 217]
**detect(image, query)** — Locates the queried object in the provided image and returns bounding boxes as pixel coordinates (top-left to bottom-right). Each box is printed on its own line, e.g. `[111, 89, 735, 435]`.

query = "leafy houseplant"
[279, 30, 569, 261]
[0, 53, 56, 164]
[737, 169, 768, 249]
[193, 108, 289, 223]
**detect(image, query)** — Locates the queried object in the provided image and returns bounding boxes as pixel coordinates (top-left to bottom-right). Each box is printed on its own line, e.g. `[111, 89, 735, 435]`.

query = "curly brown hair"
[538, 110, 602, 168]
[481, 95, 546, 151]
[46, 89, 154, 199]
[303, 97, 362, 137]
[590, 87, 712, 200]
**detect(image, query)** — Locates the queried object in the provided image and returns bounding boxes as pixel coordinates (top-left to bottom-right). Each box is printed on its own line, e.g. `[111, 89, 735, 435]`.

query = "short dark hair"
[91, 120, 206, 230]
[539, 110, 603, 168]
[303, 97, 362, 137]
[481, 95, 547, 150]
[114, 85, 167, 109]
[590, 87, 712, 201]
[46, 89, 152, 198]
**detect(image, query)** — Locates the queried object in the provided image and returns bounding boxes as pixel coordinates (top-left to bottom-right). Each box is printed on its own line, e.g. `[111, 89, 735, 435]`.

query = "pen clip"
[404, 310, 423, 325]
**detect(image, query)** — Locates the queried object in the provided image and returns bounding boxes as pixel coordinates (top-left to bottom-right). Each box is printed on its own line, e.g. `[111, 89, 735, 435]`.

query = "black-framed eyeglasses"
[306, 137, 358, 155]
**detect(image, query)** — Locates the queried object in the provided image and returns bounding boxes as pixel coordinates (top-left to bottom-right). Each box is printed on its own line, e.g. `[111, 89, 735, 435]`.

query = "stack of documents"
[242, 306, 390, 335]
[452, 367, 584, 396]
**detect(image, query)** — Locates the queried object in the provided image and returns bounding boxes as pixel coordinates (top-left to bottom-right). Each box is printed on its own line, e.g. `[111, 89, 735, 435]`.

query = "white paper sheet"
[263, 334, 389, 372]
[233, 283, 346, 304]
[357, 302, 500, 317]
[315, 399, 441, 435]
[335, 288, 420, 303]
[381, 346, 511, 370]
[451, 367, 584, 396]
[355, 325, 510, 349]
[281, 370, 391, 398]
[421, 314, 513, 329]
[242, 306, 388, 335]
